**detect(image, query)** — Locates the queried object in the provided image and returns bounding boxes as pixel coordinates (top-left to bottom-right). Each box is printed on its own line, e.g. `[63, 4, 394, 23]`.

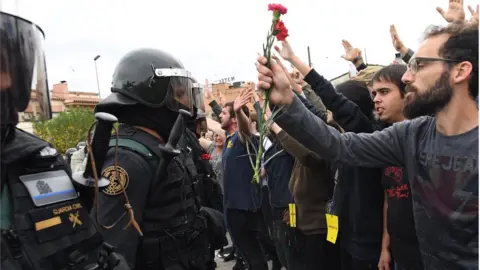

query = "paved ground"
[214, 234, 236, 270]
[214, 254, 236, 270]
[213, 234, 275, 270]
[215, 256, 274, 270]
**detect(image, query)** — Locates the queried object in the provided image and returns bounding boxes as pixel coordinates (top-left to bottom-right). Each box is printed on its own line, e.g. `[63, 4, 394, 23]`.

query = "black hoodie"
[304, 69, 384, 261]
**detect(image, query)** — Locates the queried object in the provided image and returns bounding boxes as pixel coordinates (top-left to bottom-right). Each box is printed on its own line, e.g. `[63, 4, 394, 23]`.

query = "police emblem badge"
[101, 166, 129, 196]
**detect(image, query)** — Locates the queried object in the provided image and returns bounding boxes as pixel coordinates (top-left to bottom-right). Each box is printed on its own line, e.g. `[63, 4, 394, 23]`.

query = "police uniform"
[1, 129, 104, 269]
[0, 9, 127, 270]
[186, 79, 227, 269]
[0, 10, 128, 270]
[187, 79, 222, 211]
[183, 128, 223, 212]
[93, 48, 209, 270]
[182, 128, 227, 270]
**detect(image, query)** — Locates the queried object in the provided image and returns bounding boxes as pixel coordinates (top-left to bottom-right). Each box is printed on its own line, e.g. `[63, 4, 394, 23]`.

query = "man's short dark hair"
[224, 101, 250, 118]
[371, 64, 408, 97]
[424, 23, 478, 97]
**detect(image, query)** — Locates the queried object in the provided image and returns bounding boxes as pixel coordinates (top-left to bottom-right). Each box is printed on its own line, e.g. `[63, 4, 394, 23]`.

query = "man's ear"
[453, 61, 473, 84]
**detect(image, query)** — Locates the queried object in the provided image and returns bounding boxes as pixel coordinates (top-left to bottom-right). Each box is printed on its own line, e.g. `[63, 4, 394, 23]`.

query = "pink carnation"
[268, 3, 288, 15]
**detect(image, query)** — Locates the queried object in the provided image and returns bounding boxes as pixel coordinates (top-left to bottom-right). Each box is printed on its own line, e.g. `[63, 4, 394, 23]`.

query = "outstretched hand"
[389, 25, 407, 54]
[234, 87, 253, 112]
[341, 40, 362, 62]
[437, 0, 466, 23]
[256, 56, 293, 106]
[468, 4, 479, 24]
[274, 40, 296, 62]
[272, 54, 303, 94]
[204, 79, 213, 101]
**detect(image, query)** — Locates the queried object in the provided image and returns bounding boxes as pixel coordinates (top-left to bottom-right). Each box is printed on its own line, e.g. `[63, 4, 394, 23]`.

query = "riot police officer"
[186, 79, 223, 211]
[0, 10, 128, 270]
[184, 80, 227, 270]
[93, 48, 209, 270]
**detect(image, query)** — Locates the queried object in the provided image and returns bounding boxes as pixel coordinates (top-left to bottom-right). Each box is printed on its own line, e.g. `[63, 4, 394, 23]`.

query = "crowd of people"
[195, 1, 479, 270]
[1, 0, 478, 269]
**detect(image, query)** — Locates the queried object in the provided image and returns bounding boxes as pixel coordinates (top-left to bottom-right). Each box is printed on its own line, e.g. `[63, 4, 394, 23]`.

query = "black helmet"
[0, 11, 52, 126]
[96, 48, 195, 114]
[191, 77, 205, 116]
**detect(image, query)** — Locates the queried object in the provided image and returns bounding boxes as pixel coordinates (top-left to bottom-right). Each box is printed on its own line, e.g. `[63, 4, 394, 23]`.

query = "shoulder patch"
[39, 146, 58, 157]
[101, 166, 129, 196]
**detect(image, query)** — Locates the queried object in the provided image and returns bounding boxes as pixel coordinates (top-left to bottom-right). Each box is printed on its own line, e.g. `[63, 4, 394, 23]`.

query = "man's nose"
[402, 69, 413, 84]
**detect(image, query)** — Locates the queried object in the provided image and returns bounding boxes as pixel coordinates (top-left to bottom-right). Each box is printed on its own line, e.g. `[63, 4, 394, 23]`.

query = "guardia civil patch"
[101, 166, 129, 196]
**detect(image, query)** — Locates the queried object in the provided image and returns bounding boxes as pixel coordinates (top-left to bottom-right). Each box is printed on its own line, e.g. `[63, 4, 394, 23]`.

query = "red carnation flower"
[274, 20, 289, 41]
[268, 3, 288, 15]
[201, 154, 211, 160]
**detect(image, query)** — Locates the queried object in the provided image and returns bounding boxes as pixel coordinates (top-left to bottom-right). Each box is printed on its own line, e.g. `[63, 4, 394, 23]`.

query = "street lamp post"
[93, 55, 101, 99]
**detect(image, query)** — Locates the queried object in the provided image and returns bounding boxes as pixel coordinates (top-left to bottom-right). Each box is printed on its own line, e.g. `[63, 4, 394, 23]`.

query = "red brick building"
[205, 81, 257, 119]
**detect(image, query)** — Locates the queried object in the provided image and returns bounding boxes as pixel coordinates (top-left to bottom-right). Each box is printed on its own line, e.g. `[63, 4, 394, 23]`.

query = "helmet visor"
[192, 83, 205, 113]
[155, 68, 193, 114]
[0, 12, 51, 124]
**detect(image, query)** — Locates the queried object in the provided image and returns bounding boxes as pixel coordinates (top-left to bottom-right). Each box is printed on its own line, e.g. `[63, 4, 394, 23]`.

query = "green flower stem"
[252, 17, 278, 183]
[252, 91, 270, 183]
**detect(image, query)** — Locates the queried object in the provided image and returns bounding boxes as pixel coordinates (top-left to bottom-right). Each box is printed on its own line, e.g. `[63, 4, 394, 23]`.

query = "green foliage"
[33, 108, 95, 154]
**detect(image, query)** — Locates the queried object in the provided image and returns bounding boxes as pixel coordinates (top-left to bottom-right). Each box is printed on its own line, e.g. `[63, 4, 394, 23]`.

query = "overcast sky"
[2, 0, 478, 98]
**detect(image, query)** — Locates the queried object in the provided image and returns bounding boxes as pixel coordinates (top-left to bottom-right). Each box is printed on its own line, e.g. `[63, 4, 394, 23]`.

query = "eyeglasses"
[407, 57, 462, 75]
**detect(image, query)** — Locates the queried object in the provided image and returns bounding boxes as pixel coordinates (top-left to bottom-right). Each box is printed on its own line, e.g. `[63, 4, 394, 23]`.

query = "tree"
[33, 108, 95, 154]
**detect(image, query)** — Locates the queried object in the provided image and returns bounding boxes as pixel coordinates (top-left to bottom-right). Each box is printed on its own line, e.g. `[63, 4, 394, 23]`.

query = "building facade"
[204, 81, 258, 120]
[18, 81, 100, 133]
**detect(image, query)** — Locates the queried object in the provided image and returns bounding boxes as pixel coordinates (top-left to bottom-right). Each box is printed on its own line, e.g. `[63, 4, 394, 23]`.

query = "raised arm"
[390, 25, 414, 64]
[265, 105, 321, 166]
[276, 39, 373, 132]
[199, 137, 213, 152]
[204, 79, 223, 117]
[206, 118, 226, 140]
[256, 55, 408, 168]
[276, 96, 406, 167]
[274, 55, 327, 121]
[234, 88, 254, 142]
[341, 39, 366, 72]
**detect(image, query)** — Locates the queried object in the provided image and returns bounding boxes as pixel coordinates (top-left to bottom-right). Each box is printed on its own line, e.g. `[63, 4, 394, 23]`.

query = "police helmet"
[96, 48, 197, 115]
[196, 109, 206, 120]
[0, 10, 52, 126]
[191, 77, 205, 117]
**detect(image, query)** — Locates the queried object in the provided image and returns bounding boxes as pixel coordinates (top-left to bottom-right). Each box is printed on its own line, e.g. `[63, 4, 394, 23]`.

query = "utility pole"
[93, 55, 101, 99]
[307, 46, 312, 67]
[364, 48, 368, 65]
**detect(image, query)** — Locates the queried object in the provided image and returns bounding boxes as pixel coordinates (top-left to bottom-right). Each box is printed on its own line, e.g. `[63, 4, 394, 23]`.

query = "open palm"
[389, 25, 405, 52]
[234, 88, 253, 112]
[274, 40, 295, 61]
[341, 40, 362, 62]
[468, 4, 479, 24]
[437, 0, 466, 23]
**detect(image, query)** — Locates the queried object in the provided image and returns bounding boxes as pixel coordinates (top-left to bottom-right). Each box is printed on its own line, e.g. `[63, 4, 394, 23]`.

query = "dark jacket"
[263, 138, 294, 212]
[277, 130, 334, 235]
[304, 69, 384, 260]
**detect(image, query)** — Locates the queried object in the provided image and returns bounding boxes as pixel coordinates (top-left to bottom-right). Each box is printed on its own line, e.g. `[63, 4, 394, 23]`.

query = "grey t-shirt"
[276, 96, 478, 270]
[208, 143, 223, 193]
